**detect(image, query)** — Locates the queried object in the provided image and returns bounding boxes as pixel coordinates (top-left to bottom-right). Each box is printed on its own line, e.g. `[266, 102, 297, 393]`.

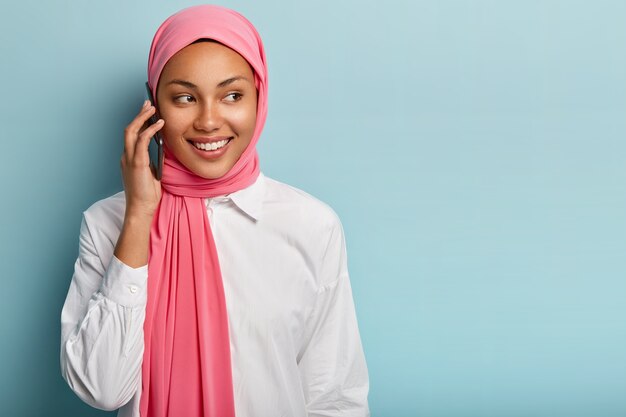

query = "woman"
[60, 5, 369, 417]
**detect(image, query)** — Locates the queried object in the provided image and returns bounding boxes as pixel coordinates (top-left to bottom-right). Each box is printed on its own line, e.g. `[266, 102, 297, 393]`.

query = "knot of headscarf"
[141, 5, 268, 416]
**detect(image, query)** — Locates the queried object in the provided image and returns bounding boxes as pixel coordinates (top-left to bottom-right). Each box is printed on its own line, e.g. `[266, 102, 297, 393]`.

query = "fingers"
[119, 101, 165, 219]
[124, 100, 157, 162]
[134, 118, 164, 165]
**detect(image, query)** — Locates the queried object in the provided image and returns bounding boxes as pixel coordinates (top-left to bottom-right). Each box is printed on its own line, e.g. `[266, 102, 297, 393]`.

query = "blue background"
[1, 1, 625, 416]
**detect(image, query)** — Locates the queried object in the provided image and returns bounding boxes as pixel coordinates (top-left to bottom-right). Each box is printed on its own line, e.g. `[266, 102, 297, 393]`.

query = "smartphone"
[145, 82, 164, 180]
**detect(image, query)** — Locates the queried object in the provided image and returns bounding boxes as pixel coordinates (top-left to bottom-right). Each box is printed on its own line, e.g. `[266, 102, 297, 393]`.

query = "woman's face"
[156, 41, 257, 179]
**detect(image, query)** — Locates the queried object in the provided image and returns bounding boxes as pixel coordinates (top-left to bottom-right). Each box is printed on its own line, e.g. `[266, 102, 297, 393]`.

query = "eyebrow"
[217, 76, 250, 88]
[167, 76, 250, 89]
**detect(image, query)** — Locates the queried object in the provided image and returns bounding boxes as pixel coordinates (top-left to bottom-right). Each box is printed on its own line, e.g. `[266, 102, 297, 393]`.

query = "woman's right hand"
[121, 100, 165, 220]
[114, 100, 165, 267]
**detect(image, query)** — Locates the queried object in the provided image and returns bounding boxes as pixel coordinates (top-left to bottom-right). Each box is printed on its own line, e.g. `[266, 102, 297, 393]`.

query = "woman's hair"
[191, 38, 219, 45]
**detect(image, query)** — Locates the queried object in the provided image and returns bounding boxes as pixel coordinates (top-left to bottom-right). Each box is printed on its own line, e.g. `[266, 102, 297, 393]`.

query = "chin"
[188, 162, 234, 180]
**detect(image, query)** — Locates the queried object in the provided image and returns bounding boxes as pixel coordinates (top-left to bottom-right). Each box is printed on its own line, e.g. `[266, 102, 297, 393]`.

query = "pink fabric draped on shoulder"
[141, 5, 268, 416]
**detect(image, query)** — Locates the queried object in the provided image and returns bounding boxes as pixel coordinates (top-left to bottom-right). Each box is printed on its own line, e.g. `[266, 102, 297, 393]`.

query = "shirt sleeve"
[297, 216, 370, 417]
[60, 214, 147, 411]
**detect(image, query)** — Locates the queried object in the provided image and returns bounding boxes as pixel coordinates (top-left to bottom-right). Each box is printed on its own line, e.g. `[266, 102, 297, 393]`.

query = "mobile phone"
[145, 82, 164, 180]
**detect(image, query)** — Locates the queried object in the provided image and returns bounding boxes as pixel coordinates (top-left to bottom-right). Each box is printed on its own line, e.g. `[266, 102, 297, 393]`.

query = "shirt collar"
[225, 172, 266, 221]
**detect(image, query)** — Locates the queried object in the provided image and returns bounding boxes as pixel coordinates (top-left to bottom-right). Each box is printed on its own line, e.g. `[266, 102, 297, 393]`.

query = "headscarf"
[141, 5, 268, 416]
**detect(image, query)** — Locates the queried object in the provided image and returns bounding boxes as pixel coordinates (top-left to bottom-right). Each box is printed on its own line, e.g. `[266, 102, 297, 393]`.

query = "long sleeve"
[60, 176, 370, 417]
[297, 218, 370, 417]
[60, 214, 146, 411]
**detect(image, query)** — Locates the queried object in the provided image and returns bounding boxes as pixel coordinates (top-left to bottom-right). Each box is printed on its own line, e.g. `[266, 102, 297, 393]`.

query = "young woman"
[60, 5, 369, 417]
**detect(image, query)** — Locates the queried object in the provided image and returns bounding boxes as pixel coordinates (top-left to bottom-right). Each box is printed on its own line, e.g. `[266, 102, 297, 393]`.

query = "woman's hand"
[121, 100, 164, 220]
[114, 100, 165, 268]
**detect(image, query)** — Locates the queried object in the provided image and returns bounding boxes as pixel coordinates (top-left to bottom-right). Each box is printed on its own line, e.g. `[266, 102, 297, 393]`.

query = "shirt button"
[129, 285, 138, 294]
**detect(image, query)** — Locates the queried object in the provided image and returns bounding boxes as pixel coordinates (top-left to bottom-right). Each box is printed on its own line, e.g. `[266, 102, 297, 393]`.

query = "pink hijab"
[141, 5, 268, 416]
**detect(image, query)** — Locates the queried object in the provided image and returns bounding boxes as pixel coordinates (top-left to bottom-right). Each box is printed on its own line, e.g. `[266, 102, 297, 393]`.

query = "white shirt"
[60, 172, 370, 417]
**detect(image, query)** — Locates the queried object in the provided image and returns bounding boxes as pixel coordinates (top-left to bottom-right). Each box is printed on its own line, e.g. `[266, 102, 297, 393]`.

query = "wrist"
[124, 206, 156, 225]
[123, 213, 153, 231]
[116, 213, 152, 268]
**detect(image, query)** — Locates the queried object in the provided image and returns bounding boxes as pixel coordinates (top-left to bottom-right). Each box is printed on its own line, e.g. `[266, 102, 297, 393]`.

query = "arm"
[60, 215, 147, 411]
[60, 100, 163, 410]
[297, 218, 370, 417]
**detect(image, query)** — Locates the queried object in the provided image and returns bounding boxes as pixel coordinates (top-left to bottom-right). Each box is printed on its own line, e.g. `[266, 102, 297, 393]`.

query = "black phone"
[145, 82, 164, 180]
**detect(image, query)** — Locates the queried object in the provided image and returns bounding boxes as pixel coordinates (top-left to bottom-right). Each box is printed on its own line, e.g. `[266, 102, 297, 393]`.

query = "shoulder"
[83, 191, 126, 226]
[260, 174, 344, 238]
[262, 175, 342, 224]
[260, 175, 349, 286]
[81, 191, 126, 252]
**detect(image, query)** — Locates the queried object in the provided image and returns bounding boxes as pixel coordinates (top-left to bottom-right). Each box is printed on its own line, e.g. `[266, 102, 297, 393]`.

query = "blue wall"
[1, 1, 625, 416]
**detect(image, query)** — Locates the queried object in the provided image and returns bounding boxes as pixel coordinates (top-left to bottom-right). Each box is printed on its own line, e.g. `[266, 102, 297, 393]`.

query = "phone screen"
[145, 82, 164, 180]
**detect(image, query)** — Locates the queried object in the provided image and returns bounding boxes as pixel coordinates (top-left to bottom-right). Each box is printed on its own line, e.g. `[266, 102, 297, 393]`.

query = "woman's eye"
[174, 94, 194, 103]
[224, 92, 242, 102]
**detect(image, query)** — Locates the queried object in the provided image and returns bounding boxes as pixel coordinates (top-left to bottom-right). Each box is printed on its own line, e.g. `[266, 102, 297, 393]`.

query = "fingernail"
[143, 100, 149, 108]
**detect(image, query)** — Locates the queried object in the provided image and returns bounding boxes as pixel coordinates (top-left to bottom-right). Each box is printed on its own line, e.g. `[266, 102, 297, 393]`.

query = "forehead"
[159, 41, 254, 83]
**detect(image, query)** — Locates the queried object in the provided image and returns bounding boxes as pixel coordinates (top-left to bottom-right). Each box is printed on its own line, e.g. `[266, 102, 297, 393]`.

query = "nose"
[193, 102, 223, 132]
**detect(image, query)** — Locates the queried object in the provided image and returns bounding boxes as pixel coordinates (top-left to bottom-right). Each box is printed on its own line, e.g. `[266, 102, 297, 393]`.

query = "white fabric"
[60, 172, 370, 417]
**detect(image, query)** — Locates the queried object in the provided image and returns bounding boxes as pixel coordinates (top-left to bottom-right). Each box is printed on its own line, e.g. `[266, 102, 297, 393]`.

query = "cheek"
[230, 103, 257, 135]
[160, 110, 188, 141]
[162, 121, 180, 140]
[161, 122, 188, 152]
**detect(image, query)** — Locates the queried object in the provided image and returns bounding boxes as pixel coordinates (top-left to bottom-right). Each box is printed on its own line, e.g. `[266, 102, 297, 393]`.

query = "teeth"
[193, 139, 229, 151]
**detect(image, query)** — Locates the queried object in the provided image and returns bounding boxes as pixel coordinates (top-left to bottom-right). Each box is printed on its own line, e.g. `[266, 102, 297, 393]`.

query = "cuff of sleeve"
[100, 255, 148, 307]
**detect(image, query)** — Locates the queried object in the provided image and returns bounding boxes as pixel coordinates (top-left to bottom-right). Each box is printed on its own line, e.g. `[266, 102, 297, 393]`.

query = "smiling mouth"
[188, 138, 233, 151]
